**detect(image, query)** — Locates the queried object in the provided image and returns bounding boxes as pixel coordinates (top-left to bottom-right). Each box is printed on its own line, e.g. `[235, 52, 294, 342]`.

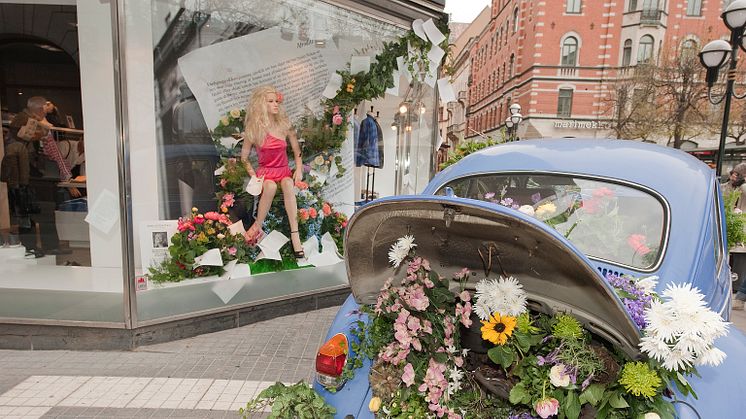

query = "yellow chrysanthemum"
[480, 313, 517, 345]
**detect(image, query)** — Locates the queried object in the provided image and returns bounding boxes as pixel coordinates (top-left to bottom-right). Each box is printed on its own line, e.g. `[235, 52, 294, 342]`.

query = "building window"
[681, 39, 698, 57]
[567, 0, 582, 13]
[638, 35, 654, 63]
[509, 54, 515, 78]
[687, 0, 702, 16]
[557, 89, 573, 117]
[513, 8, 519, 33]
[622, 39, 632, 66]
[628, 0, 637, 12]
[561, 36, 578, 66]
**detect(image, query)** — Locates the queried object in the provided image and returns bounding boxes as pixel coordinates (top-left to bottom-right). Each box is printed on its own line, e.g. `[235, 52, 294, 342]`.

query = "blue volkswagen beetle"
[313, 139, 745, 418]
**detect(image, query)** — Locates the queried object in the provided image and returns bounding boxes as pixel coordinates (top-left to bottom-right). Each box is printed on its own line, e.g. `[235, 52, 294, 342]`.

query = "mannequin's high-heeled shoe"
[290, 230, 305, 260]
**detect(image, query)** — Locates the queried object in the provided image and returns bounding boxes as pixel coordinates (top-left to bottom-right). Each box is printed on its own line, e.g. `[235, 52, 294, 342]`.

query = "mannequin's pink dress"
[256, 133, 292, 181]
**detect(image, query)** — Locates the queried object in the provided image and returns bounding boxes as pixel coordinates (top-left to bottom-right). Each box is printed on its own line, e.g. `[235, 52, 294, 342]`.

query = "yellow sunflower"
[481, 313, 517, 345]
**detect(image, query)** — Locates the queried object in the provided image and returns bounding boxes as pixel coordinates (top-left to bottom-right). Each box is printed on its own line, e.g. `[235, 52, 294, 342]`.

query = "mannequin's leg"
[245, 180, 277, 242]
[279, 177, 301, 253]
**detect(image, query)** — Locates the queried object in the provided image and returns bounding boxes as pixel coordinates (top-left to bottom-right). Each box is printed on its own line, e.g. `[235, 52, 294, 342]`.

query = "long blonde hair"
[243, 85, 291, 147]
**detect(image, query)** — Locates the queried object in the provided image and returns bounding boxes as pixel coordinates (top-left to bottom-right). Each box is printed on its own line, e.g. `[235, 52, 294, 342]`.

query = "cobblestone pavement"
[0, 306, 339, 418]
[1, 306, 745, 418]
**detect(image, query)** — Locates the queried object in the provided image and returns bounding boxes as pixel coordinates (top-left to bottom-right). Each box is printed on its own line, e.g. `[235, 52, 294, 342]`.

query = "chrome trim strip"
[430, 170, 673, 273]
[111, 0, 138, 329]
[135, 284, 350, 328]
[0, 318, 125, 329]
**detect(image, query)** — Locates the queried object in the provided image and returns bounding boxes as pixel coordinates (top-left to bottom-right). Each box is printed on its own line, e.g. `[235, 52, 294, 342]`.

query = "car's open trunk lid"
[345, 196, 641, 357]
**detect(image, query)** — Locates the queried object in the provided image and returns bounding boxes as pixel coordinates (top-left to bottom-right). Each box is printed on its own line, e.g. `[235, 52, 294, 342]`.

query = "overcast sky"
[445, 0, 491, 23]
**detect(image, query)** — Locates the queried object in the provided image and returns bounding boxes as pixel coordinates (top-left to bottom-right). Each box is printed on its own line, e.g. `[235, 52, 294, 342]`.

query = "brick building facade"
[465, 0, 731, 141]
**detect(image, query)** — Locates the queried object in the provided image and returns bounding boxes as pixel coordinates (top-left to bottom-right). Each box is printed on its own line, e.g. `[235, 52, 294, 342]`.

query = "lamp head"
[723, 0, 746, 32]
[509, 103, 521, 116]
[699, 40, 731, 69]
[510, 113, 523, 125]
[505, 117, 514, 128]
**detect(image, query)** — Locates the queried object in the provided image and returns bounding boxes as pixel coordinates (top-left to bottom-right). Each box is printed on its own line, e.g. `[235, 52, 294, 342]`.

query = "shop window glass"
[125, 0, 438, 322]
[687, 0, 702, 16]
[0, 2, 125, 323]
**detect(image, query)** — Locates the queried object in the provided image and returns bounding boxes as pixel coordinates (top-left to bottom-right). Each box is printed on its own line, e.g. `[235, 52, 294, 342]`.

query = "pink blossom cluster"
[370, 256, 473, 418]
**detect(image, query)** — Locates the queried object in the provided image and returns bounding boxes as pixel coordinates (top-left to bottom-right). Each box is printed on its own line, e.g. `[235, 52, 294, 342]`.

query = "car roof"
[424, 139, 713, 197]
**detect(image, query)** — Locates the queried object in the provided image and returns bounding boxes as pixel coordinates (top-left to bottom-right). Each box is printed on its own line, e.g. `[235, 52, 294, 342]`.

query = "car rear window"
[436, 173, 667, 270]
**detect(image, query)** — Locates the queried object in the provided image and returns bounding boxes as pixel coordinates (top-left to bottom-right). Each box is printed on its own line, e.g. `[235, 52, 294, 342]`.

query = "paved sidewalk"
[0, 307, 339, 418]
[1, 305, 745, 418]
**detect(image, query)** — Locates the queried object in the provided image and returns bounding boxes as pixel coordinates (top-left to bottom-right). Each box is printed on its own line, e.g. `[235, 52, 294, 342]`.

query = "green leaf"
[509, 382, 529, 404]
[488, 345, 516, 369]
[565, 390, 581, 419]
[609, 393, 629, 409]
[578, 383, 605, 407]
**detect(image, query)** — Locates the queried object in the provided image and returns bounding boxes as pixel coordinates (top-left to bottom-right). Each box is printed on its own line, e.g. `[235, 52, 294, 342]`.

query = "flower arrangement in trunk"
[346, 235, 730, 418]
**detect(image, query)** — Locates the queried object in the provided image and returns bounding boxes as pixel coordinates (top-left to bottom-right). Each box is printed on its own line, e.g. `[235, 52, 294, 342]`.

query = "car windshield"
[436, 173, 667, 270]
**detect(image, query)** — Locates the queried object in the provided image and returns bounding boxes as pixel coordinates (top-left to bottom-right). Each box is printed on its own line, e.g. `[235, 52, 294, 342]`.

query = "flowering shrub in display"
[148, 208, 248, 283]
[344, 235, 730, 419]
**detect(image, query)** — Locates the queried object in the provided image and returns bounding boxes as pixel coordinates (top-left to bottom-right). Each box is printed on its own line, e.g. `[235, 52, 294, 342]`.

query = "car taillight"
[315, 333, 348, 390]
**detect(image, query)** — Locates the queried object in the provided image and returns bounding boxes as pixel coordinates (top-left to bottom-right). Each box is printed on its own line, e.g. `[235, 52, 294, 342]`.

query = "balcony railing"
[640, 9, 662, 24]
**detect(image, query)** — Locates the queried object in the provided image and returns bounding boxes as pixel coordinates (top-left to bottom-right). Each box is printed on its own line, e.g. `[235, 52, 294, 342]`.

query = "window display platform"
[0, 262, 349, 350]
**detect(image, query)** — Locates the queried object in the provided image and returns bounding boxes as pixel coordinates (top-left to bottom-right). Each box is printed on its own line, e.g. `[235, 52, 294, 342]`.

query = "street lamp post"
[506, 103, 523, 141]
[699, 0, 746, 176]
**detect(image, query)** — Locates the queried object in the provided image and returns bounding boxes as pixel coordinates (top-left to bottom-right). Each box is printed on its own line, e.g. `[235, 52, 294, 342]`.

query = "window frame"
[622, 39, 632, 66]
[561, 36, 579, 67]
[557, 88, 574, 118]
[566, 0, 582, 14]
[638, 35, 654, 64]
[686, 0, 702, 16]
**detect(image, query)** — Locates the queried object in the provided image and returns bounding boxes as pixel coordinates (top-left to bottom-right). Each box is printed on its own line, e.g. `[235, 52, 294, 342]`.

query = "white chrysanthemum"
[663, 283, 706, 313]
[388, 243, 409, 267]
[644, 300, 679, 341]
[473, 300, 491, 321]
[397, 235, 417, 252]
[636, 276, 659, 295]
[639, 335, 672, 362]
[695, 346, 727, 367]
[696, 310, 730, 341]
[674, 331, 709, 355]
[662, 348, 694, 371]
[475, 276, 528, 317]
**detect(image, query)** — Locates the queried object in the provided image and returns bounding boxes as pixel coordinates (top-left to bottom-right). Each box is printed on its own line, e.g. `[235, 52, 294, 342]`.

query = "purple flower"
[606, 274, 651, 329]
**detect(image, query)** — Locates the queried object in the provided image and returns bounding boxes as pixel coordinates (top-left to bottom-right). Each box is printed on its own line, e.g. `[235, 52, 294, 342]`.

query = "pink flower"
[220, 178, 228, 188]
[407, 316, 421, 332]
[228, 157, 237, 165]
[484, 192, 495, 199]
[227, 247, 237, 256]
[411, 338, 422, 351]
[332, 113, 343, 125]
[341, 221, 347, 228]
[582, 197, 601, 214]
[454, 356, 463, 367]
[453, 268, 470, 280]
[402, 363, 415, 387]
[193, 215, 205, 224]
[333, 105, 340, 114]
[405, 285, 430, 311]
[459, 290, 471, 302]
[592, 186, 615, 198]
[299, 208, 309, 221]
[535, 398, 560, 418]
[627, 234, 651, 256]
[309, 207, 318, 218]
[322, 203, 332, 216]
[204, 211, 220, 221]
[222, 193, 235, 207]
